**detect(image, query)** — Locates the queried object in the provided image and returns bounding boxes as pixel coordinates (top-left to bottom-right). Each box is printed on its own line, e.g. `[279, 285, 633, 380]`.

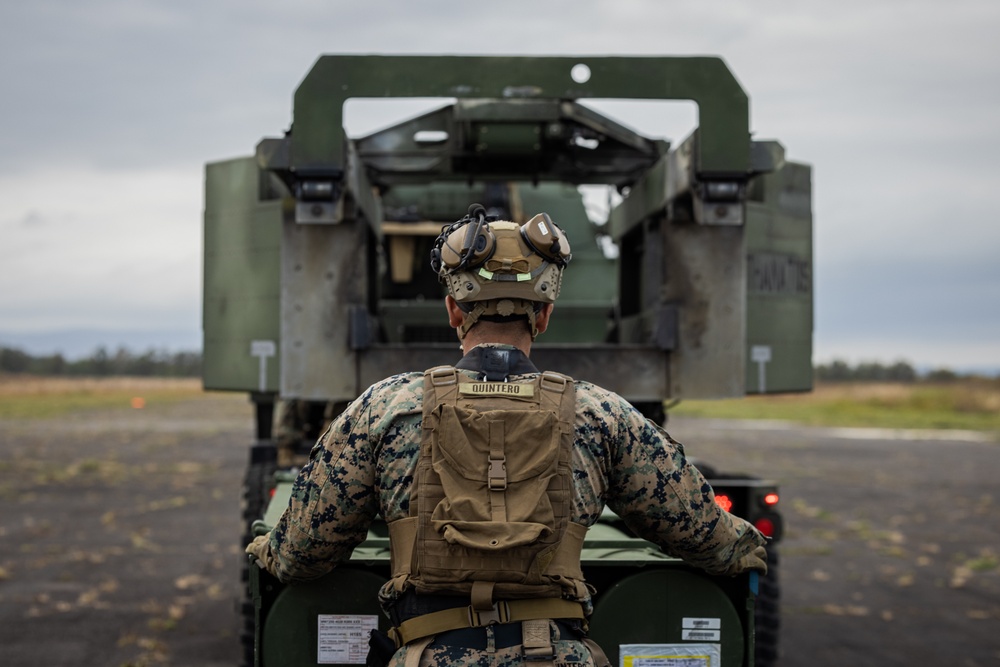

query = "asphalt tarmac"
[672, 416, 1000, 667]
[0, 394, 997, 666]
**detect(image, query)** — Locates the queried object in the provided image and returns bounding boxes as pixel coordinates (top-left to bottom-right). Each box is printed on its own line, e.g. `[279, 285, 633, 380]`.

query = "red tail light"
[754, 517, 776, 537]
[764, 493, 779, 506]
[269, 488, 277, 498]
[714, 494, 733, 512]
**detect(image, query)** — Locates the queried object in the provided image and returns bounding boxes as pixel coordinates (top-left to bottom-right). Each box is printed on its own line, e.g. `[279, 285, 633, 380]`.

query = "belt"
[388, 598, 587, 648]
[431, 620, 581, 650]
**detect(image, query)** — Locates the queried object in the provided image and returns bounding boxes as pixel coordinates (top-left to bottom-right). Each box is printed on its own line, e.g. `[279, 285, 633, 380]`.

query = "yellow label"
[459, 382, 535, 397]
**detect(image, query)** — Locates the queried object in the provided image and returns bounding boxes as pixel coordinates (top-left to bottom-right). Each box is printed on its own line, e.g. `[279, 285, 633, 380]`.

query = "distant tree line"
[0, 345, 202, 377]
[814, 360, 971, 383]
[0, 345, 983, 382]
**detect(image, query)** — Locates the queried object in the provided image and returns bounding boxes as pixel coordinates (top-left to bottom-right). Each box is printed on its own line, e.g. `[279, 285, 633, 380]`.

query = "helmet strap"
[458, 301, 540, 341]
[526, 308, 539, 340]
[458, 302, 487, 340]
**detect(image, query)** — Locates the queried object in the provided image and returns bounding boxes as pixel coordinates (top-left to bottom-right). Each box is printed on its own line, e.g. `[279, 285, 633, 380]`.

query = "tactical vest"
[386, 365, 589, 606]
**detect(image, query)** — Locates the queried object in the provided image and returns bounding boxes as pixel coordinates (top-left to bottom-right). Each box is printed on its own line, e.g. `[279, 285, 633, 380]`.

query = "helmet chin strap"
[458, 301, 539, 341]
[457, 303, 485, 339]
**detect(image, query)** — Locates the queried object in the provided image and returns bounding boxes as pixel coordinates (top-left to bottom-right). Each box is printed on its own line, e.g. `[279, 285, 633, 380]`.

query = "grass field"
[0, 376, 214, 419]
[672, 379, 1000, 433]
[2, 375, 998, 435]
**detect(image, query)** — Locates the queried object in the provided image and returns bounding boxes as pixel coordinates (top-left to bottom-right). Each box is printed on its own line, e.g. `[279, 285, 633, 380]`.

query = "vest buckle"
[468, 601, 510, 627]
[488, 457, 507, 490]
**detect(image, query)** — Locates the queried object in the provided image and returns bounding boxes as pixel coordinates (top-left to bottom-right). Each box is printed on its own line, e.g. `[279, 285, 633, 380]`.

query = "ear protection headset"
[430, 204, 497, 274]
[430, 204, 571, 276]
[519, 210, 571, 268]
[430, 203, 572, 340]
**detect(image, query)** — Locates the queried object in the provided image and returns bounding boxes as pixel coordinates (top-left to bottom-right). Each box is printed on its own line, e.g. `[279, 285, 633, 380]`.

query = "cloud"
[1, 0, 999, 368]
[19, 211, 46, 227]
[819, 257, 1000, 331]
[0, 165, 201, 331]
[815, 253, 1000, 369]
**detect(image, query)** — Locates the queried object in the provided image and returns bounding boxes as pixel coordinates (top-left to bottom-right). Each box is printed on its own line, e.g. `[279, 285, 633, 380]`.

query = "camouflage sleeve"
[246, 384, 383, 583]
[598, 391, 766, 575]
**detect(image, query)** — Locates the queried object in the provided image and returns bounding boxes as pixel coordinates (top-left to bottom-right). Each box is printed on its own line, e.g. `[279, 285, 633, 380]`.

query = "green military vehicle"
[203, 55, 811, 667]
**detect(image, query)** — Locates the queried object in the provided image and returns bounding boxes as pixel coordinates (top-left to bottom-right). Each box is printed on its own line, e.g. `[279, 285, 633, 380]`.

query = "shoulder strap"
[422, 366, 459, 425]
[538, 371, 576, 442]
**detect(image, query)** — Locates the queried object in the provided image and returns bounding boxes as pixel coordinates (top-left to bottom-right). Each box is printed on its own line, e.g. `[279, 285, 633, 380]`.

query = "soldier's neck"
[460, 330, 532, 357]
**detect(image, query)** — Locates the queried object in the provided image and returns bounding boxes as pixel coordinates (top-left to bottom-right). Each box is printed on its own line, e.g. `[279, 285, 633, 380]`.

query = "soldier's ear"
[534, 303, 554, 335]
[445, 296, 466, 329]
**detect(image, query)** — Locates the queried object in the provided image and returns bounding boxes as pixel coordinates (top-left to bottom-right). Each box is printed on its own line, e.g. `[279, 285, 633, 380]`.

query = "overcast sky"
[1, 0, 998, 370]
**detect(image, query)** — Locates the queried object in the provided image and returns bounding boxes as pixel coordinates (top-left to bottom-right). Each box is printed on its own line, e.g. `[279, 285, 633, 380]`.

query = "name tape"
[459, 382, 535, 398]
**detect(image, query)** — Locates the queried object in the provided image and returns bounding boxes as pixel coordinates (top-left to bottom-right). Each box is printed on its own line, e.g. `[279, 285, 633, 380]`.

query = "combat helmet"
[430, 203, 572, 339]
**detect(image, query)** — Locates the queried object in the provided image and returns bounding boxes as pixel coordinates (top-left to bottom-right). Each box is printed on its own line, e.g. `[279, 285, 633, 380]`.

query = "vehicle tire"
[633, 401, 666, 428]
[755, 547, 781, 667]
[239, 441, 277, 667]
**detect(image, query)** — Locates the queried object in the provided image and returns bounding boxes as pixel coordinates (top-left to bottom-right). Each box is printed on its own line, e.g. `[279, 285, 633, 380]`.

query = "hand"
[744, 545, 768, 575]
[245, 534, 276, 573]
[723, 545, 767, 576]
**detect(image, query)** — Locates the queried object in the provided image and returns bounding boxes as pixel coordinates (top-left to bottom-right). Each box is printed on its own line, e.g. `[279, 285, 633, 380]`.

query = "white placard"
[317, 614, 378, 665]
[250, 340, 277, 357]
[681, 630, 721, 642]
[250, 339, 277, 392]
[628, 659, 706, 667]
[682, 618, 721, 630]
[751, 344, 772, 393]
[621, 643, 721, 667]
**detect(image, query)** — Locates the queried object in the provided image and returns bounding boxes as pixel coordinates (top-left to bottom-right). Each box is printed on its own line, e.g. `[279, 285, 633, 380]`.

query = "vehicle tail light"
[754, 517, 776, 537]
[714, 494, 733, 513]
[764, 493, 779, 506]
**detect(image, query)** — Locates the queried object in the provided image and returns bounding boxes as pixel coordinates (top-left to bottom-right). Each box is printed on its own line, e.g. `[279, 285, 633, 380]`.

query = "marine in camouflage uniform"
[247, 206, 766, 667]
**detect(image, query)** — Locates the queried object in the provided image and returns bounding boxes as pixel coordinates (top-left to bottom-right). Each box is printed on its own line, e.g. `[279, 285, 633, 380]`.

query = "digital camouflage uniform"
[247, 343, 766, 667]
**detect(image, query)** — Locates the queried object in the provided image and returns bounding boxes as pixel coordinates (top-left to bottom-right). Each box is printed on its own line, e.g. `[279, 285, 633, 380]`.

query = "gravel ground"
[0, 396, 997, 667]
[0, 392, 251, 667]
[669, 416, 1000, 667]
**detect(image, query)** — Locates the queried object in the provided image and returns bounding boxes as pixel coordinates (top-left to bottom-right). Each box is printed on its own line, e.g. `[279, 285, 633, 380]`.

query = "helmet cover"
[430, 204, 571, 338]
